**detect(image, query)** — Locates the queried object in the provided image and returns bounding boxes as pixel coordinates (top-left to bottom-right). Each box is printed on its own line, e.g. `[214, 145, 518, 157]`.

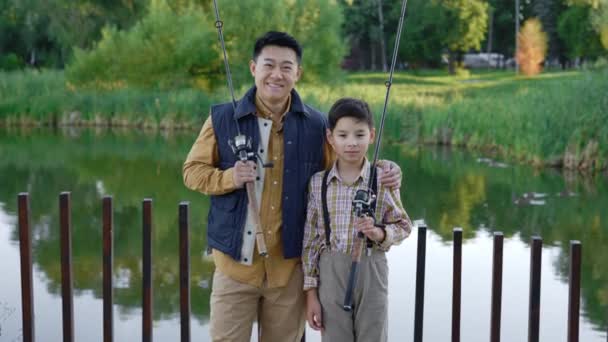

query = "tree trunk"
[377, 0, 388, 72]
[370, 41, 377, 71]
[448, 50, 456, 74]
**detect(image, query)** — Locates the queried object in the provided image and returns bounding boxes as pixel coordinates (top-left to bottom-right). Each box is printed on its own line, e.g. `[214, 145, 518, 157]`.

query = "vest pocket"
[211, 192, 239, 211]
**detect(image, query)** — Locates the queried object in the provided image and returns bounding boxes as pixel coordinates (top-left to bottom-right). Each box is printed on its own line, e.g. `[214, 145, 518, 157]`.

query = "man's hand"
[232, 160, 256, 188]
[377, 160, 402, 190]
[355, 216, 385, 242]
[306, 290, 324, 331]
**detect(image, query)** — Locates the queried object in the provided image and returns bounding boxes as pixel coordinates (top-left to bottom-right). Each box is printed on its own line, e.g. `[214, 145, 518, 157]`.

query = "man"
[183, 31, 401, 342]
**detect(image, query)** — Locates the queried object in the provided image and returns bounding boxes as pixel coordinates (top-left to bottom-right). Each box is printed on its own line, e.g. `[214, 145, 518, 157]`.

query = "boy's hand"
[377, 160, 402, 190]
[306, 290, 324, 331]
[355, 216, 385, 242]
[232, 160, 256, 188]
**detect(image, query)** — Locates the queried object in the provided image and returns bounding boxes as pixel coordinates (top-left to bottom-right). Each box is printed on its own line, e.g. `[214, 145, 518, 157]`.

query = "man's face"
[250, 45, 301, 104]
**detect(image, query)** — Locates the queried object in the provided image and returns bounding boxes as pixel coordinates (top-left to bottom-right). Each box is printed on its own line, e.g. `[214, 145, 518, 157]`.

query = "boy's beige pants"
[318, 250, 389, 342]
[209, 267, 305, 342]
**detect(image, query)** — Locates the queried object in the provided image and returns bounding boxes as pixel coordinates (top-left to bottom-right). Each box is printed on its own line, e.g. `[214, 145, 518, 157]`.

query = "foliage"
[558, 5, 604, 59]
[517, 18, 548, 76]
[4, 68, 607, 171]
[0, 0, 146, 67]
[392, 0, 446, 68]
[531, 0, 568, 60]
[436, 0, 489, 73]
[66, 0, 218, 89]
[439, 0, 489, 53]
[65, 0, 345, 89]
[568, 0, 608, 50]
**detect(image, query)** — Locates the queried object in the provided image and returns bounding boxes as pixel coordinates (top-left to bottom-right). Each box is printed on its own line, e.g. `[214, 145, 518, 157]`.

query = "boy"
[302, 98, 412, 341]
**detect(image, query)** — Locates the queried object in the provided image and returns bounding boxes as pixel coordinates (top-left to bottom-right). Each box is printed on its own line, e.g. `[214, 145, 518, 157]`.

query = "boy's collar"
[326, 159, 371, 185]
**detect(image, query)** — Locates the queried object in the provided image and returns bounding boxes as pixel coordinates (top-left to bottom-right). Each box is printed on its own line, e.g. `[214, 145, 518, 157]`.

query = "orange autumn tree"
[516, 18, 549, 76]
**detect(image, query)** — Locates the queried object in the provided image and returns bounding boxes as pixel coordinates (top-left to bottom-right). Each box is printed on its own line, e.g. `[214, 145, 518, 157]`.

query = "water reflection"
[0, 127, 606, 340]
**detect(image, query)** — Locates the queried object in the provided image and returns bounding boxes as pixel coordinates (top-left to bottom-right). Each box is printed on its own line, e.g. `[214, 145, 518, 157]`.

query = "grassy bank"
[1, 68, 607, 170]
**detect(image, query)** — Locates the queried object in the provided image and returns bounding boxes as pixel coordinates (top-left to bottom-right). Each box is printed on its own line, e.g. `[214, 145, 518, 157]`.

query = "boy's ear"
[326, 128, 333, 145]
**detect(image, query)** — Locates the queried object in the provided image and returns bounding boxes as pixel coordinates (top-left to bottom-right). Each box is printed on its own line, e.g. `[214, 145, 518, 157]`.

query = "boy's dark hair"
[328, 98, 374, 130]
[253, 31, 302, 64]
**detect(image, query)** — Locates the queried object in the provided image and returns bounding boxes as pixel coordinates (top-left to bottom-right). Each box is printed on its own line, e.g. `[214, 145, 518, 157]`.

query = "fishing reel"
[353, 189, 377, 252]
[352, 189, 376, 218]
[228, 134, 274, 167]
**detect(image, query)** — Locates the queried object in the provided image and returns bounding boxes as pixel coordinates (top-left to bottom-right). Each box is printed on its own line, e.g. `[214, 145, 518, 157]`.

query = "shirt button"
[260, 149, 264, 153]
[247, 231, 252, 235]
[243, 258, 248, 262]
[273, 181, 278, 185]
[271, 206, 275, 210]
[287, 140, 292, 145]
[273, 156, 278, 161]
[264, 123, 268, 127]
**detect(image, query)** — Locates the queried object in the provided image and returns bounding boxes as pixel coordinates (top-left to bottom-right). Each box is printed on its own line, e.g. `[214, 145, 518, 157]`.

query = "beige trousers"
[209, 267, 305, 342]
[318, 250, 389, 342]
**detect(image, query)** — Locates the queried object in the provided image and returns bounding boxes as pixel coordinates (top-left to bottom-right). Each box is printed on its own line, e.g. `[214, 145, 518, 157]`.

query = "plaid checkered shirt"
[302, 160, 412, 290]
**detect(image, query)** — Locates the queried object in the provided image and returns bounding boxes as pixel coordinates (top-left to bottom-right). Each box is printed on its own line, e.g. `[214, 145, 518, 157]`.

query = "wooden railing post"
[59, 192, 74, 342]
[568, 241, 582, 342]
[528, 236, 542, 342]
[414, 224, 427, 342]
[142, 199, 153, 342]
[490, 232, 504, 342]
[179, 202, 190, 342]
[103, 196, 114, 342]
[452, 227, 463, 342]
[18, 193, 35, 342]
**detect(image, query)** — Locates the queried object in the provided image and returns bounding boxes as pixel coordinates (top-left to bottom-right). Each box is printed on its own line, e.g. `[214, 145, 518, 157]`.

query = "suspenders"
[321, 165, 378, 247]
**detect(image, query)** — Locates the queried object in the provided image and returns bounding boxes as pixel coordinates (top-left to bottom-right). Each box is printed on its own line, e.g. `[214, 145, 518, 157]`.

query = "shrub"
[516, 18, 548, 76]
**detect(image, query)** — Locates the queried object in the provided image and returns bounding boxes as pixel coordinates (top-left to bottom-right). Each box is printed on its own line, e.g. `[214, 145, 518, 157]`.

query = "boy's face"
[250, 45, 301, 104]
[327, 117, 375, 165]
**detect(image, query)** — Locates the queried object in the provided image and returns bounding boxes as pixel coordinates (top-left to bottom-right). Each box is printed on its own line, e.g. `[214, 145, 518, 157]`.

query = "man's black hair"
[253, 31, 302, 64]
[328, 98, 374, 130]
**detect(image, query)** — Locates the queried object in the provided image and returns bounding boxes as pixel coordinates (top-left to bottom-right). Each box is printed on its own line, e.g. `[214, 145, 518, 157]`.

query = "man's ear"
[295, 65, 302, 82]
[249, 60, 256, 76]
[370, 127, 376, 143]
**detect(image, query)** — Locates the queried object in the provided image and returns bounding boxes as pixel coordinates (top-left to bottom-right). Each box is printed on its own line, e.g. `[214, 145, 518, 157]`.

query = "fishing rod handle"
[343, 260, 359, 311]
[245, 182, 268, 257]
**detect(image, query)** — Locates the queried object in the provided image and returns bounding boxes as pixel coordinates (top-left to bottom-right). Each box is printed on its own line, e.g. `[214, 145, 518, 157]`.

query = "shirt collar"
[255, 92, 291, 122]
[326, 159, 371, 186]
[233, 86, 310, 120]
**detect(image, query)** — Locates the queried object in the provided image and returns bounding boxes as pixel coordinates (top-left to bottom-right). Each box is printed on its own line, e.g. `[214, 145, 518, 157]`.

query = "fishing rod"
[343, 0, 409, 312]
[212, 0, 270, 257]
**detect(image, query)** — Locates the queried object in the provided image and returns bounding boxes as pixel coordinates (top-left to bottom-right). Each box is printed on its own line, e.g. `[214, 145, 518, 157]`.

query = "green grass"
[1, 68, 607, 169]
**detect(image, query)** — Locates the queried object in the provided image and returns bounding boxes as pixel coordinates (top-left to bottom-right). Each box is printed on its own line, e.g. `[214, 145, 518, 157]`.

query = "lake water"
[0, 127, 606, 341]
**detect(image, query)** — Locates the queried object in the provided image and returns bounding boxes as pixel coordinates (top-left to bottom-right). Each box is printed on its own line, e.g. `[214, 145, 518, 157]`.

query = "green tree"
[531, 0, 568, 64]
[558, 5, 604, 60]
[392, 0, 446, 68]
[568, 0, 608, 50]
[67, 0, 218, 89]
[0, 0, 146, 68]
[67, 0, 346, 89]
[438, 0, 489, 73]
